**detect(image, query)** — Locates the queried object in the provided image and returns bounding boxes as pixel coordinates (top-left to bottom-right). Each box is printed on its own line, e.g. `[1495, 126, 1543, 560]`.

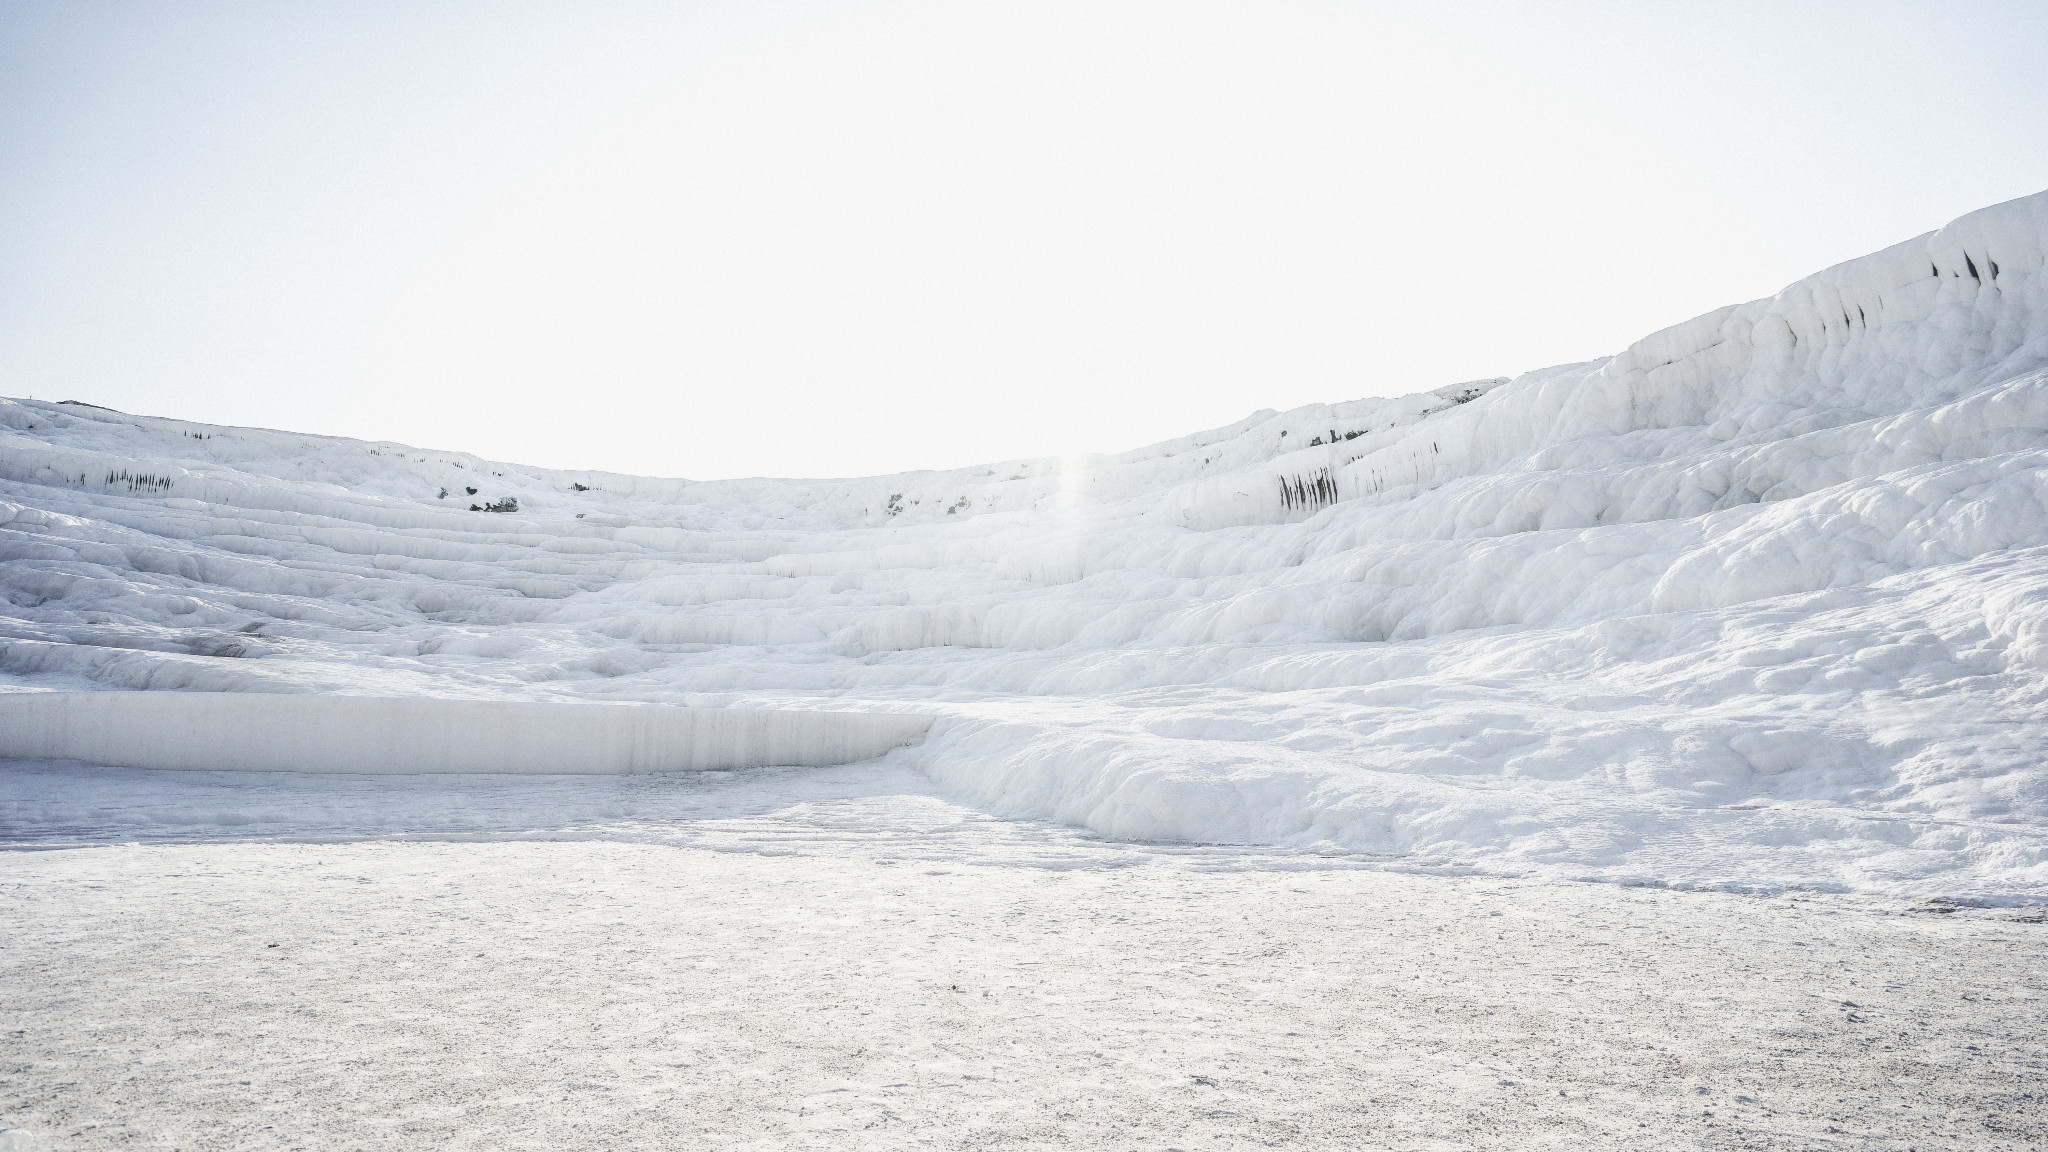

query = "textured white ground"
[3, 768, 2046, 1151]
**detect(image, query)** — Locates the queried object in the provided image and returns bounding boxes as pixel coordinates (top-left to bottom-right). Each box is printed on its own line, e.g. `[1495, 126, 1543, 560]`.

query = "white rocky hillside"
[4, 190, 2048, 902]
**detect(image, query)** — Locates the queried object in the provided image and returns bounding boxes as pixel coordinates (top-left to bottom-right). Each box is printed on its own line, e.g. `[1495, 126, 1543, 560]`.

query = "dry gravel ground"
[2, 795, 2046, 1151]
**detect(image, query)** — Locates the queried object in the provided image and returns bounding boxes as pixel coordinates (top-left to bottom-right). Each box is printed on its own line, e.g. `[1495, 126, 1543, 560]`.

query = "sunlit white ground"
[3, 759, 2045, 1151]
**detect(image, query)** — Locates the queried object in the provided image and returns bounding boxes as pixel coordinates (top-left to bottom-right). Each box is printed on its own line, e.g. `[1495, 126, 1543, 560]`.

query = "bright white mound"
[4, 191, 2048, 900]
[0, 693, 930, 774]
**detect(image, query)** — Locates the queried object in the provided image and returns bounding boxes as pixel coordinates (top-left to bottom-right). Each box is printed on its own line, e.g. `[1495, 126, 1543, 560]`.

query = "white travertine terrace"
[4, 190, 2047, 900]
[0, 692, 930, 774]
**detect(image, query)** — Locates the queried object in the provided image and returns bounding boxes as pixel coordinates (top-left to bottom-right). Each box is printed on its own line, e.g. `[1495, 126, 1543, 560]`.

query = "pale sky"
[3, 1, 2045, 480]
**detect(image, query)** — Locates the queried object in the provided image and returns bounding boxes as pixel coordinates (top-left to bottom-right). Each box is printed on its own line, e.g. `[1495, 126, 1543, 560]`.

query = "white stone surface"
[1, 798, 2043, 1151]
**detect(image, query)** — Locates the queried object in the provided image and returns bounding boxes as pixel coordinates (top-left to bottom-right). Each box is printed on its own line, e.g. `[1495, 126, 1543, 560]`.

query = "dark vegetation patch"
[105, 469, 173, 494]
[1278, 467, 1339, 513]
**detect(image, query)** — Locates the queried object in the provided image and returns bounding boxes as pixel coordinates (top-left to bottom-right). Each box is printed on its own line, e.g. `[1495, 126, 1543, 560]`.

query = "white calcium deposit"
[5, 191, 2048, 903]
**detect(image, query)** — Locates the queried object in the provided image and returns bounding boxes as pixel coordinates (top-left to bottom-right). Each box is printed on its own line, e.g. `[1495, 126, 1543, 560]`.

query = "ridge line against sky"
[3, 1, 2047, 480]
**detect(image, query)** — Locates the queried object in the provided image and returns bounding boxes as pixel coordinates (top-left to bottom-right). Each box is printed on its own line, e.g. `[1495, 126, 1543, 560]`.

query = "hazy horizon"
[5, 0, 2046, 479]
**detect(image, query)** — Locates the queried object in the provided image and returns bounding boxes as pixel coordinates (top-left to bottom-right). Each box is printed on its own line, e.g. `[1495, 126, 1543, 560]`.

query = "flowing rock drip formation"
[0, 693, 931, 774]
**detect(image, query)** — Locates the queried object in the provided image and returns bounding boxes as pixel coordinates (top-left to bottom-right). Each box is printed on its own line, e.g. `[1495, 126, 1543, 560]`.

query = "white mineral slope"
[4, 191, 2048, 902]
